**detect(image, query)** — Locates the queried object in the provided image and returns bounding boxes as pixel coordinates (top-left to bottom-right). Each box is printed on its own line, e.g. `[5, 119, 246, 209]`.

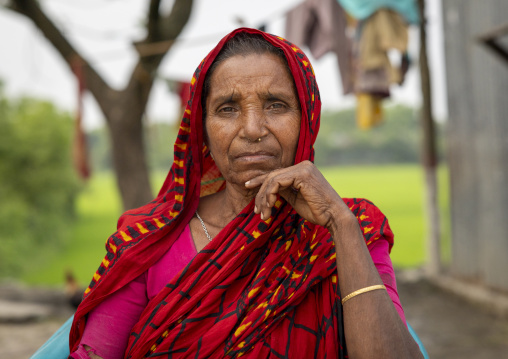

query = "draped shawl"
[69, 28, 394, 358]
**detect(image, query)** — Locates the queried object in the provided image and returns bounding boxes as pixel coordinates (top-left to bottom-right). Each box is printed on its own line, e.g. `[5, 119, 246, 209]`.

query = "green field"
[22, 164, 450, 286]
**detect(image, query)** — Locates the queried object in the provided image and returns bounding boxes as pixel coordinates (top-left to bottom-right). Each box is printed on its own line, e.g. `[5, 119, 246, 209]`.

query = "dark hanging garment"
[286, 0, 354, 94]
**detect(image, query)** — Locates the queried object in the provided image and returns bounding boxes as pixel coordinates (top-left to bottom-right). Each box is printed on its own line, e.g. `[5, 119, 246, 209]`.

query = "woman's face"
[205, 52, 301, 187]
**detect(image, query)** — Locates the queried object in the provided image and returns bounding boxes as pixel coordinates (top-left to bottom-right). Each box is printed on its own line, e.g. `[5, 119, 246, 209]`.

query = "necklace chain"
[195, 211, 212, 241]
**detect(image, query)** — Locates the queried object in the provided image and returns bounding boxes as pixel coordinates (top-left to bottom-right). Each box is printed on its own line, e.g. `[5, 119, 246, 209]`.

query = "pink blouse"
[71, 225, 405, 359]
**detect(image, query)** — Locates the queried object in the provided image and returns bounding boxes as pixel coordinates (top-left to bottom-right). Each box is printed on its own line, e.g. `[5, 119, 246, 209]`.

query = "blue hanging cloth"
[337, 0, 420, 24]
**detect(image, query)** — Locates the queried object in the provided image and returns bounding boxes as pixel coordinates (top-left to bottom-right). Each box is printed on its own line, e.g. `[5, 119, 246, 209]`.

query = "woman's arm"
[327, 206, 422, 358]
[246, 160, 423, 358]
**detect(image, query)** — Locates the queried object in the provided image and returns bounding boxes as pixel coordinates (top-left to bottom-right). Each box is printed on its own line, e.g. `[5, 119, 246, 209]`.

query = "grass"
[21, 164, 450, 286]
[321, 165, 450, 267]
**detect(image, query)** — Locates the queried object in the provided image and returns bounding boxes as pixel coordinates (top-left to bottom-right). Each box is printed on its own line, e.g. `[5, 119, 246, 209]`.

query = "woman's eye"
[269, 103, 286, 110]
[218, 106, 235, 113]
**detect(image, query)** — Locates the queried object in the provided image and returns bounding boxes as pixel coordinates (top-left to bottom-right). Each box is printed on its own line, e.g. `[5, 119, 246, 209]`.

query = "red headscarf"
[69, 28, 393, 358]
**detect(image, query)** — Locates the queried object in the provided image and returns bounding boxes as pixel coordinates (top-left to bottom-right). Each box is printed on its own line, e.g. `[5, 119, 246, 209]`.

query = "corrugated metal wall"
[442, 0, 508, 291]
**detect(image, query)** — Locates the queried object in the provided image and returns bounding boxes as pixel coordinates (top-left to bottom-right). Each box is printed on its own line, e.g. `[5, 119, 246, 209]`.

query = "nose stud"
[256, 137, 262, 142]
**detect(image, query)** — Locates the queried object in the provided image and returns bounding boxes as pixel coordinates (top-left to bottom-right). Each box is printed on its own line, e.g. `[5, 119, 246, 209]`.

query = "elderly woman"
[69, 28, 422, 358]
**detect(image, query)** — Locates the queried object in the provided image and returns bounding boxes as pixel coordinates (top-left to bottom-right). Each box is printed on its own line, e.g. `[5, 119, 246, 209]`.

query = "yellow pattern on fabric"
[154, 218, 165, 228]
[136, 223, 149, 234]
[248, 287, 260, 298]
[120, 231, 132, 242]
[109, 243, 117, 254]
[285, 240, 292, 251]
[234, 321, 252, 337]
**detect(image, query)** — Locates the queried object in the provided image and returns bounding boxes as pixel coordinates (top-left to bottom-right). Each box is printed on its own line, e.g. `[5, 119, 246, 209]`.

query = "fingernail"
[266, 201, 270, 207]
[245, 181, 250, 186]
[260, 212, 264, 220]
[254, 205, 258, 213]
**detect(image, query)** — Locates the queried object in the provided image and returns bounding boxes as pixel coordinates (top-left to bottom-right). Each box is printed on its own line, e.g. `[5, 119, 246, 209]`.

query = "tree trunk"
[418, 0, 441, 276]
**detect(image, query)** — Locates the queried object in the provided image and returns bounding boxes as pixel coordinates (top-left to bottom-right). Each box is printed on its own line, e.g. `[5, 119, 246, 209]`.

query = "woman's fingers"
[245, 168, 295, 217]
[246, 164, 308, 220]
[245, 161, 347, 227]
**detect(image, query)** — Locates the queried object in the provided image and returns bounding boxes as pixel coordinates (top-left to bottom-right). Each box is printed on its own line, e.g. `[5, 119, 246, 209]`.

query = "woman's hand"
[245, 160, 352, 228]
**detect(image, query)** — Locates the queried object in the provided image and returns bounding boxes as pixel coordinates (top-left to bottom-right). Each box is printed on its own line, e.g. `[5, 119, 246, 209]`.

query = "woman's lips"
[234, 151, 275, 162]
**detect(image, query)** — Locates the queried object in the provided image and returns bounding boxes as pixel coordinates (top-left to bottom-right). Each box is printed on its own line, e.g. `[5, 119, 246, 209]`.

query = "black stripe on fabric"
[106, 251, 114, 260]
[176, 135, 189, 144]
[293, 322, 318, 336]
[213, 292, 227, 324]
[360, 220, 373, 227]
[182, 311, 220, 323]
[175, 168, 184, 177]
[167, 186, 185, 194]
[207, 258, 223, 269]
[194, 337, 202, 359]
[166, 321, 187, 358]
[127, 226, 140, 239]
[178, 291, 191, 300]
[147, 348, 189, 357]
[262, 340, 285, 359]
[379, 217, 387, 237]
[123, 202, 163, 217]
[213, 284, 230, 290]
[284, 311, 295, 358]
[97, 266, 105, 275]
[257, 219, 269, 232]
[145, 220, 158, 231]
[129, 300, 168, 351]
[112, 235, 123, 246]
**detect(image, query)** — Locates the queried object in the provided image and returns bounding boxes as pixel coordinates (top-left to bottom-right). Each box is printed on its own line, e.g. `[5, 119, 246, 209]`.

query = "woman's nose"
[240, 108, 268, 141]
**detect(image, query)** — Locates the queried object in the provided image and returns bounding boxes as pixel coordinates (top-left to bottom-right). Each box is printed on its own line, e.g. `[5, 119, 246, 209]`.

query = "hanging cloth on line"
[337, 0, 419, 24]
[285, 0, 354, 94]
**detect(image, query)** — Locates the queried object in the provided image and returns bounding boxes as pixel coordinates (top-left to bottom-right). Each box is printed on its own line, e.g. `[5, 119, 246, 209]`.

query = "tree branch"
[126, 0, 194, 111]
[5, 0, 117, 122]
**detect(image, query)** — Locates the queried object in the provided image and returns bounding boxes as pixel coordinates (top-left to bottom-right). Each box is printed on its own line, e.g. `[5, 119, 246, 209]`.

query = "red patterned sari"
[69, 28, 393, 358]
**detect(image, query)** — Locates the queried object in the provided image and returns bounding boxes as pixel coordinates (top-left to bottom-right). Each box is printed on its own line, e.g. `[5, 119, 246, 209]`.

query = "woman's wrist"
[325, 203, 358, 239]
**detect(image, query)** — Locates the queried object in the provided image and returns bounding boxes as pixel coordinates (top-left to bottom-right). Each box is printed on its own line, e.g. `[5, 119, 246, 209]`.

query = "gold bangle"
[341, 284, 386, 305]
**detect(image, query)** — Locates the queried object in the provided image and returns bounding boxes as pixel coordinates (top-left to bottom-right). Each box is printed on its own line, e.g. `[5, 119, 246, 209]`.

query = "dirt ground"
[1, 274, 508, 358]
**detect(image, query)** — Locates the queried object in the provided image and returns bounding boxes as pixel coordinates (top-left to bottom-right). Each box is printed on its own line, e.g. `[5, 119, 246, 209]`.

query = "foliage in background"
[315, 105, 445, 167]
[0, 89, 79, 277]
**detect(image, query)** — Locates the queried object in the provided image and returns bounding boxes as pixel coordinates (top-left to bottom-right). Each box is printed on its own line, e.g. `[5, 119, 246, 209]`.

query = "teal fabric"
[408, 322, 430, 359]
[30, 315, 72, 359]
[337, 0, 420, 24]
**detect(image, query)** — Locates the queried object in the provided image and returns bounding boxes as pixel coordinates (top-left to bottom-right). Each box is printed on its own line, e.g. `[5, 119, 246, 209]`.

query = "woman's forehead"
[207, 53, 296, 97]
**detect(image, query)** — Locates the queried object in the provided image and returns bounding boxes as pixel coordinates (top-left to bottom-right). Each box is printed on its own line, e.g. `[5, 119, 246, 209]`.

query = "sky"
[0, 0, 447, 130]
